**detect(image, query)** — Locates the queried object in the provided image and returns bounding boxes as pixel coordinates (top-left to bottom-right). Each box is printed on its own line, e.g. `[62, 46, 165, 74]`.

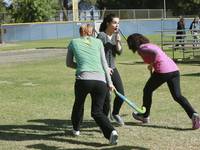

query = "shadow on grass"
[0, 118, 149, 149]
[27, 143, 149, 150]
[118, 61, 144, 66]
[36, 47, 66, 49]
[125, 122, 192, 131]
[0, 119, 111, 147]
[181, 72, 200, 77]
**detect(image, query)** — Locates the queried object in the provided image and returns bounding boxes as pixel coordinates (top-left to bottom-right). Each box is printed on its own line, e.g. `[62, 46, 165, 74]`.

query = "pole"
[161, 18, 164, 50]
[0, 24, 3, 44]
[72, 0, 79, 21]
[163, 0, 166, 19]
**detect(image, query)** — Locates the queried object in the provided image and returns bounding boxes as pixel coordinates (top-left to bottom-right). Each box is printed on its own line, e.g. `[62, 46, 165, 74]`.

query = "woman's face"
[107, 17, 119, 33]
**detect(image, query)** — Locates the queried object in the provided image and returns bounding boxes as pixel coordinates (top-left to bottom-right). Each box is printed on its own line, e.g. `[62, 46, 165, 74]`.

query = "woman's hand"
[115, 32, 121, 43]
[115, 32, 122, 52]
[147, 64, 153, 75]
[108, 84, 115, 92]
[108, 67, 113, 75]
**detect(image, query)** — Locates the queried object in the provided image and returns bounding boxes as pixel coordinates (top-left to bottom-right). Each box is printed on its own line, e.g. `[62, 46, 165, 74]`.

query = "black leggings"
[143, 71, 196, 118]
[71, 79, 115, 139]
[103, 68, 124, 116]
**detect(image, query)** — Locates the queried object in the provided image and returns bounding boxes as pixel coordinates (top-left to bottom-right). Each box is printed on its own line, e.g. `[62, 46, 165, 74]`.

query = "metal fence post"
[133, 9, 136, 19]
[0, 24, 4, 44]
[161, 18, 164, 50]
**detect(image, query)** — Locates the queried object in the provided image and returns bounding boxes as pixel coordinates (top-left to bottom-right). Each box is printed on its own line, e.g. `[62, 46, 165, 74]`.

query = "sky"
[3, 0, 12, 6]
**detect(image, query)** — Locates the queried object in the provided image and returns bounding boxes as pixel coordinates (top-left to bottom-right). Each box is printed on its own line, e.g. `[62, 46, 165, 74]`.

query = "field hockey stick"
[108, 91, 113, 120]
[94, 29, 99, 37]
[118, 29, 127, 41]
[114, 89, 146, 114]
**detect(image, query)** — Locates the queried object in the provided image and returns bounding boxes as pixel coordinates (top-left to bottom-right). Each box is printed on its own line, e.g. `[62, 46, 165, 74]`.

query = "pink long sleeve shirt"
[138, 43, 179, 73]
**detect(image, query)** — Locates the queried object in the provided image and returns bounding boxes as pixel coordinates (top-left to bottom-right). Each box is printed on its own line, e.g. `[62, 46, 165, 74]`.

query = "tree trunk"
[59, 0, 68, 21]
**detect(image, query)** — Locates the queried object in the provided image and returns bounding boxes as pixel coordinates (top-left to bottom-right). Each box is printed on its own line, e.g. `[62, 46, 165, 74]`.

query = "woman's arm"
[115, 32, 123, 55]
[139, 47, 157, 64]
[99, 42, 113, 87]
[66, 47, 77, 69]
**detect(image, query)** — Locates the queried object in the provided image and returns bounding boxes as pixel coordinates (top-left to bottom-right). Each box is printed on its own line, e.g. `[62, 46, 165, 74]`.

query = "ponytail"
[99, 21, 107, 32]
[99, 14, 118, 32]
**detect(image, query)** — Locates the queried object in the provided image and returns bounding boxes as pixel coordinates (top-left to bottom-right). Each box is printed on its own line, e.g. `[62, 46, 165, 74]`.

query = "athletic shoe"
[192, 113, 200, 129]
[109, 130, 118, 145]
[72, 129, 80, 136]
[132, 112, 150, 123]
[112, 114, 125, 126]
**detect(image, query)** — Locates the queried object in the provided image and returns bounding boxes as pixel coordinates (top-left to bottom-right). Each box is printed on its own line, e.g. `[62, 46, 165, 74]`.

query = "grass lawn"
[0, 34, 159, 51]
[0, 38, 200, 150]
[0, 38, 71, 51]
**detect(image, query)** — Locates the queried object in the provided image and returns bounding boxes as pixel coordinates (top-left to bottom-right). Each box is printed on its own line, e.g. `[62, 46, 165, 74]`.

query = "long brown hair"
[127, 33, 150, 52]
[99, 14, 118, 32]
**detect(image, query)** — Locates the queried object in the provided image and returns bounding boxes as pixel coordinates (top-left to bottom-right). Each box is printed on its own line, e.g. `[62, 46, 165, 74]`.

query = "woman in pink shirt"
[127, 33, 200, 129]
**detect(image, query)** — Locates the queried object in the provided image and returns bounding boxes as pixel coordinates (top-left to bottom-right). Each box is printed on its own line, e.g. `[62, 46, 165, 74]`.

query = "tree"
[0, 0, 6, 12]
[58, 0, 69, 21]
[96, 0, 200, 17]
[170, 0, 200, 16]
[83, 0, 97, 6]
[11, 0, 57, 23]
[0, 0, 7, 43]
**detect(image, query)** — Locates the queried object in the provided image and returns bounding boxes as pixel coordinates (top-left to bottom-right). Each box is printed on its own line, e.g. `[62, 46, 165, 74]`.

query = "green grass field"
[0, 34, 159, 51]
[0, 38, 71, 51]
[0, 38, 200, 150]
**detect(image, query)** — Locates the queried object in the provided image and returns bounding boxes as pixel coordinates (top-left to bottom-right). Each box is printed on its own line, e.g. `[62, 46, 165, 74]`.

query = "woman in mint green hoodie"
[66, 24, 118, 145]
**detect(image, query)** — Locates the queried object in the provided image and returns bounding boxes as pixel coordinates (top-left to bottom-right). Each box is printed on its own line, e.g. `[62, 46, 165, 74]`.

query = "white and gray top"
[97, 32, 123, 69]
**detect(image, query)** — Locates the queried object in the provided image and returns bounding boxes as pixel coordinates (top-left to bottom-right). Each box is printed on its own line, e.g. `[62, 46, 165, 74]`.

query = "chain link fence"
[2, 9, 200, 23]
[0, 9, 168, 23]
[54, 9, 165, 21]
[0, 9, 199, 43]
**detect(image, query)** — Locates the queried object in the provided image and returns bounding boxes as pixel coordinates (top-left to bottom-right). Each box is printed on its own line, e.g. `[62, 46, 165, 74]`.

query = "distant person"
[90, 8, 94, 20]
[84, 11, 87, 20]
[175, 16, 186, 47]
[189, 16, 200, 46]
[97, 14, 125, 126]
[127, 33, 200, 130]
[66, 24, 118, 144]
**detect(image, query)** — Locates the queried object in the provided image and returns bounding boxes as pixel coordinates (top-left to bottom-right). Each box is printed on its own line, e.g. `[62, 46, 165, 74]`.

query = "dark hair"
[127, 33, 150, 52]
[179, 17, 185, 26]
[99, 14, 118, 32]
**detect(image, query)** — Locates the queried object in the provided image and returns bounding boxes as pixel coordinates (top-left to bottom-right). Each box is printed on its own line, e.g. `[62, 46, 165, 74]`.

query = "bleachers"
[160, 30, 200, 61]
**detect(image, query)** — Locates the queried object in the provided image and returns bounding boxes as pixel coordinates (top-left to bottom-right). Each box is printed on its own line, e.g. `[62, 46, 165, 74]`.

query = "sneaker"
[72, 129, 80, 136]
[192, 113, 200, 130]
[112, 114, 124, 126]
[132, 112, 150, 123]
[109, 130, 118, 145]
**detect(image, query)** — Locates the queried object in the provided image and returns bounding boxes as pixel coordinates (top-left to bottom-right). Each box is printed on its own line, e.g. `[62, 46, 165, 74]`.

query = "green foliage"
[83, 0, 97, 6]
[11, 0, 57, 23]
[172, 0, 200, 16]
[0, 0, 6, 12]
[96, 0, 200, 16]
